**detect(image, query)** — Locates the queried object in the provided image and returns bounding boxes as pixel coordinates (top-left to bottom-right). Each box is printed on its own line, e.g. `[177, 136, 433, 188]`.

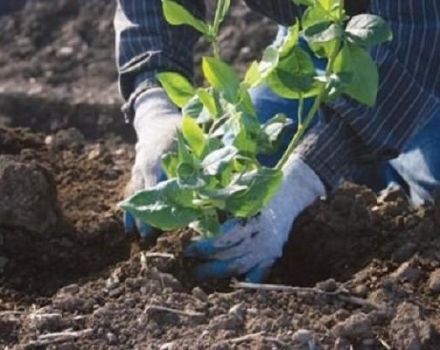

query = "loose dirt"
[0, 1, 439, 349]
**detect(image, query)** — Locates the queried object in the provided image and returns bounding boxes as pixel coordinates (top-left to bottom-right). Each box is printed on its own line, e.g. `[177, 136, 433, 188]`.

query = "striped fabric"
[115, 0, 440, 190]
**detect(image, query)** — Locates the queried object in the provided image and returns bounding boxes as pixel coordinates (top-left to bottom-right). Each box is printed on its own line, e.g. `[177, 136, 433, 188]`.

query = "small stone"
[57, 46, 74, 58]
[30, 313, 63, 332]
[228, 303, 245, 319]
[362, 338, 375, 346]
[49, 128, 85, 150]
[316, 278, 337, 292]
[332, 313, 372, 340]
[391, 261, 423, 283]
[390, 302, 440, 350]
[160, 342, 176, 350]
[428, 269, 440, 293]
[60, 284, 80, 295]
[192, 287, 208, 301]
[379, 185, 407, 203]
[88, 144, 103, 160]
[292, 329, 315, 347]
[106, 332, 118, 345]
[0, 156, 59, 235]
[209, 314, 243, 331]
[333, 337, 352, 350]
[334, 309, 350, 321]
[353, 284, 368, 298]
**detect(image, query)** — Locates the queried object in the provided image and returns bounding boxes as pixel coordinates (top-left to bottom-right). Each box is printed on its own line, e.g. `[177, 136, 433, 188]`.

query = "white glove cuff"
[133, 87, 181, 135]
[270, 156, 326, 224]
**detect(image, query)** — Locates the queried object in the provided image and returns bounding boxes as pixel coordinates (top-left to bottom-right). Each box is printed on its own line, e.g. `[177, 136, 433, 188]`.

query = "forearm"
[297, 48, 440, 190]
[115, 0, 205, 119]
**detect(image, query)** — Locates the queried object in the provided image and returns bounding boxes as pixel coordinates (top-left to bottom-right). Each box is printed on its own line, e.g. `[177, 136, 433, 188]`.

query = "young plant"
[120, 0, 392, 237]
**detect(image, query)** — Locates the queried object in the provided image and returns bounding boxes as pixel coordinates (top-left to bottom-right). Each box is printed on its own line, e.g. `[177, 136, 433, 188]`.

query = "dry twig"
[144, 304, 205, 318]
[24, 329, 93, 347]
[143, 252, 176, 259]
[231, 281, 384, 309]
[214, 332, 288, 348]
[378, 338, 392, 349]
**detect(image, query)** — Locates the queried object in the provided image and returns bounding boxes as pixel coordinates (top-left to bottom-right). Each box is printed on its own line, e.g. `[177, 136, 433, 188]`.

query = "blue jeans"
[252, 27, 440, 205]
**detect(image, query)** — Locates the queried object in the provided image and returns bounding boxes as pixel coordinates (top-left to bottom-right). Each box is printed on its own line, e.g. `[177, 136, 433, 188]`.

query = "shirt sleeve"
[244, 0, 299, 26]
[297, 44, 440, 190]
[114, 0, 205, 120]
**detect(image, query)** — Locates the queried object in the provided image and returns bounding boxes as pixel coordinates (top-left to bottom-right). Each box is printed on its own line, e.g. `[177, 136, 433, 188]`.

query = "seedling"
[120, 0, 392, 237]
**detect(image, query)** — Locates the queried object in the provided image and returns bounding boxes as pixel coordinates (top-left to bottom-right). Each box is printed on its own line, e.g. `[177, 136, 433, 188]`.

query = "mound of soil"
[0, 1, 439, 349]
[1, 126, 440, 349]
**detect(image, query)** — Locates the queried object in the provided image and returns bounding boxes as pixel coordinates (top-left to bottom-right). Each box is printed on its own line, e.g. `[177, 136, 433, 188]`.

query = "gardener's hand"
[124, 88, 181, 237]
[185, 156, 326, 282]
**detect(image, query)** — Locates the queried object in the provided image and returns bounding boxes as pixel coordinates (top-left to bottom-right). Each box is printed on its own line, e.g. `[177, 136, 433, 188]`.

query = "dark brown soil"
[0, 2, 439, 349]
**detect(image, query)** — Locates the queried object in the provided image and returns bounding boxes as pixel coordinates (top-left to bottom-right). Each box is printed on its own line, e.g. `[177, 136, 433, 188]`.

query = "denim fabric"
[0, 0, 26, 16]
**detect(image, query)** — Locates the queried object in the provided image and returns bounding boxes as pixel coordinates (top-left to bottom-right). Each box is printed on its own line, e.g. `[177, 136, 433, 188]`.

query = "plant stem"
[297, 95, 304, 126]
[213, 41, 221, 59]
[275, 92, 324, 170]
[275, 42, 341, 170]
[211, 0, 228, 59]
[212, 0, 226, 36]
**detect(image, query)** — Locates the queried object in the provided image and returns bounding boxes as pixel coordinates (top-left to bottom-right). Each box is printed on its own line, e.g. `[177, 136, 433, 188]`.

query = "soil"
[1, 1, 439, 349]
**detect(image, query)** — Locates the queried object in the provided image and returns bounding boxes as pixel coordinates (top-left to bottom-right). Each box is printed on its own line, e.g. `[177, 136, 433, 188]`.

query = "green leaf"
[226, 168, 283, 217]
[176, 130, 193, 163]
[189, 211, 220, 238]
[162, 152, 179, 178]
[182, 116, 206, 157]
[202, 57, 240, 103]
[156, 72, 195, 108]
[182, 95, 203, 119]
[346, 14, 393, 47]
[201, 146, 238, 176]
[302, 6, 332, 29]
[197, 88, 219, 118]
[162, 0, 210, 36]
[237, 87, 257, 117]
[292, 0, 314, 7]
[215, 0, 231, 28]
[303, 22, 343, 51]
[333, 43, 379, 106]
[279, 23, 300, 58]
[262, 114, 293, 143]
[267, 46, 319, 99]
[259, 47, 280, 79]
[176, 162, 205, 189]
[200, 184, 248, 200]
[119, 179, 201, 231]
[243, 61, 262, 87]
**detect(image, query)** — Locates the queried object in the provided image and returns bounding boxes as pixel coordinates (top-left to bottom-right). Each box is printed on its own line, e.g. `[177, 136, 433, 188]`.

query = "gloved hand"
[124, 87, 181, 237]
[185, 156, 326, 282]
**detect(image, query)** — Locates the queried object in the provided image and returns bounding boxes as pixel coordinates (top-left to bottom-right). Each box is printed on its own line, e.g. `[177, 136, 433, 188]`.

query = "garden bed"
[0, 1, 439, 349]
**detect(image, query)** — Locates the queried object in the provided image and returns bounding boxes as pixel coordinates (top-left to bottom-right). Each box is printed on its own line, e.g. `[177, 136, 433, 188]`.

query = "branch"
[213, 332, 288, 348]
[144, 305, 205, 318]
[24, 329, 93, 347]
[231, 281, 383, 309]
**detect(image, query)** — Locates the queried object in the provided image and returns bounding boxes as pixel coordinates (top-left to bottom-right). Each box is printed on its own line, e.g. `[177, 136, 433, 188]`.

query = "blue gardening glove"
[185, 156, 326, 282]
[124, 88, 181, 237]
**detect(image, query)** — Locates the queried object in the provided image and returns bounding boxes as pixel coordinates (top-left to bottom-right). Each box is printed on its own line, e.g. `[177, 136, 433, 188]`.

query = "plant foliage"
[120, 0, 392, 237]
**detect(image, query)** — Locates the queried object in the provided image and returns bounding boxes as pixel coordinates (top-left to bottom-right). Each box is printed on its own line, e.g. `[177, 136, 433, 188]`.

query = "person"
[115, 0, 440, 282]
